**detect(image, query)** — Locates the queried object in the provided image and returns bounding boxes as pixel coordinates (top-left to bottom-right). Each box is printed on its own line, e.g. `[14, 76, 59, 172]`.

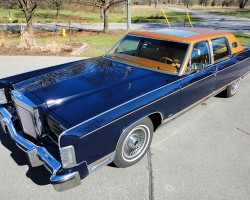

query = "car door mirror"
[193, 63, 205, 72]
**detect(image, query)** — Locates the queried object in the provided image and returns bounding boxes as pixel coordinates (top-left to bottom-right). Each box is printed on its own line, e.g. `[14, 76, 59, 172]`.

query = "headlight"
[60, 145, 77, 169]
[0, 89, 7, 105]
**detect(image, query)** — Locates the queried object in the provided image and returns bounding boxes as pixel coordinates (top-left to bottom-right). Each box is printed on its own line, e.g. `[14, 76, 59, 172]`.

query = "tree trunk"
[56, 7, 60, 22]
[239, 0, 248, 9]
[27, 18, 33, 34]
[154, 0, 158, 8]
[25, 13, 33, 34]
[103, 8, 109, 33]
[16, 0, 37, 35]
[149, 0, 152, 6]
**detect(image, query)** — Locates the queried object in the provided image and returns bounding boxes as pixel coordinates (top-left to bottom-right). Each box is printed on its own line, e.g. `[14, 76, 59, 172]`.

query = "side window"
[212, 37, 230, 62]
[187, 41, 210, 72]
[116, 36, 140, 56]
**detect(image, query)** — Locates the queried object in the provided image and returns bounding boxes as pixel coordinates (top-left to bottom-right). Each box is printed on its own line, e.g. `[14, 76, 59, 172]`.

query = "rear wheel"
[113, 117, 153, 168]
[224, 78, 241, 98]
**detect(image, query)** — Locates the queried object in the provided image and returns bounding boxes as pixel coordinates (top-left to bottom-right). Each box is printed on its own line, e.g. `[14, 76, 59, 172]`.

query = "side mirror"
[193, 63, 205, 71]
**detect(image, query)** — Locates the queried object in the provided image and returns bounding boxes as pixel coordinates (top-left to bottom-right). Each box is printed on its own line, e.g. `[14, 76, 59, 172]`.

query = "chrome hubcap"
[122, 125, 150, 162]
[231, 78, 241, 94]
[127, 135, 140, 149]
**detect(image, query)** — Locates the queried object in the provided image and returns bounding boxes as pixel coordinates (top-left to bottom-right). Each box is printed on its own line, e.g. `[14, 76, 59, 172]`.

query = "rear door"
[211, 37, 237, 91]
[179, 40, 217, 111]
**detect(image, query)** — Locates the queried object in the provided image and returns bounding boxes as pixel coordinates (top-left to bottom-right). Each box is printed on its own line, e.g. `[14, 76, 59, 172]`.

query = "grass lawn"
[0, 5, 200, 24]
[77, 34, 124, 57]
[234, 32, 250, 46]
[0, 31, 126, 57]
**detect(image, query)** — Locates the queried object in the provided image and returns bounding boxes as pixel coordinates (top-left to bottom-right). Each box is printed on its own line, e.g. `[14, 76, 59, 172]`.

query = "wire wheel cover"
[122, 125, 150, 162]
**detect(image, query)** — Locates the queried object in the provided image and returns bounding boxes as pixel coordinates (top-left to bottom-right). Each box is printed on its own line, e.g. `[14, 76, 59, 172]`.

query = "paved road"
[167, 7, 250, 34]
[0, 22, 170, 32]
[0, 56, 250, 200]
[0, 7, 249, 33]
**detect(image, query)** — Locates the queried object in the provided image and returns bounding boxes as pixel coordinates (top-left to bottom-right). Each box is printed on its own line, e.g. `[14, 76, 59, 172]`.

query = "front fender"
[59, 79, 180, 167]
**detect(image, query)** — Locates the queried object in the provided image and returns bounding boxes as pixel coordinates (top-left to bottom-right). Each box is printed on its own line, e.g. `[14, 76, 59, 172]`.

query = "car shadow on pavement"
[0, 129, 51, 186]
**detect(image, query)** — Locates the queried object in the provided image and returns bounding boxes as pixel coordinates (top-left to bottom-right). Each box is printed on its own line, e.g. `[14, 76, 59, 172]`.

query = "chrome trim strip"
[0, 107, 81, 191]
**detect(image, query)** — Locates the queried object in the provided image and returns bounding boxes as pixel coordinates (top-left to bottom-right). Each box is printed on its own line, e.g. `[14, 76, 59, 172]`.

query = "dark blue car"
[0, 28, 249, 191]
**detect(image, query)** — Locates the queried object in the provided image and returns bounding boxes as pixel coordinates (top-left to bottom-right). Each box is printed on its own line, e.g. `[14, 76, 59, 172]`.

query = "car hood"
[13, 57, 178, 126]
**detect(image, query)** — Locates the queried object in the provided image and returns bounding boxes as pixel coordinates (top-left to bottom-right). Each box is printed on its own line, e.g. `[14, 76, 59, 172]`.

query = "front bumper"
[0, 107, 81, 192]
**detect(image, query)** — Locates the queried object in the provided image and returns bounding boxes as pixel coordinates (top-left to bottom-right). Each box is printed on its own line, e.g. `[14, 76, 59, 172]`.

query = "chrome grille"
[0, 89, 7, 104]
[16, 105, 37, 139]
[11, 90, 38, 139]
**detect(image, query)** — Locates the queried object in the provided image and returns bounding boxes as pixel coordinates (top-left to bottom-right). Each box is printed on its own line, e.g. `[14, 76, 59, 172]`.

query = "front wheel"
[113, 117, 153, 168]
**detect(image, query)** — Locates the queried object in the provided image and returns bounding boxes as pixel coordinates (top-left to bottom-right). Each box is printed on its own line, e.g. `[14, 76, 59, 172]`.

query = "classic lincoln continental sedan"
[0, 28, 249, 191]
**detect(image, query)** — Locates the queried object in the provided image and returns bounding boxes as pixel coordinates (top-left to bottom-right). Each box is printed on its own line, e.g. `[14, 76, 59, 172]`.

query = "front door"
[179, 40, 217, 111]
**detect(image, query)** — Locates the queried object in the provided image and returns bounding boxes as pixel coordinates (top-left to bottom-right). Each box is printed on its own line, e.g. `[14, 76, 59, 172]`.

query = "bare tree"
[49, 0, 64, 22]
[154, 0, 158, 7]
[239, 0, 248, 8]
[9, 0, 37, 34]
[82, 0, 126, 33]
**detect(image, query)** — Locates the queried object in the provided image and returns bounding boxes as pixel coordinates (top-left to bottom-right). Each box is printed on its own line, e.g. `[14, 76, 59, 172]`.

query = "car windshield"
[105, 35, 189, 74]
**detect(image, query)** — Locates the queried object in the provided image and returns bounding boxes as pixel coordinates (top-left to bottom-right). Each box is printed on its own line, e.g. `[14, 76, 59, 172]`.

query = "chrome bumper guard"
[0, 107, 81, 192]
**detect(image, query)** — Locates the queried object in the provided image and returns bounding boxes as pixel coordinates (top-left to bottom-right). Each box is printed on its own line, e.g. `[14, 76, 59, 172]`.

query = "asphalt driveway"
[0, 56, 250, 200]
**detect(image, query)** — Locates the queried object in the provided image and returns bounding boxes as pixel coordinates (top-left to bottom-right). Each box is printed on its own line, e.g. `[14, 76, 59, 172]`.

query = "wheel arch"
[148, 112, 163, 131]
[113, 112, 162, 167]
[120, 111, 163, 136]
[114, 111, 163, 150]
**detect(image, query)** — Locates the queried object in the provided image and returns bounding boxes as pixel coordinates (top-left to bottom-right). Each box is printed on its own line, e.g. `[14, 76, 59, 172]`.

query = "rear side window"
[212, 37, 230, 62]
